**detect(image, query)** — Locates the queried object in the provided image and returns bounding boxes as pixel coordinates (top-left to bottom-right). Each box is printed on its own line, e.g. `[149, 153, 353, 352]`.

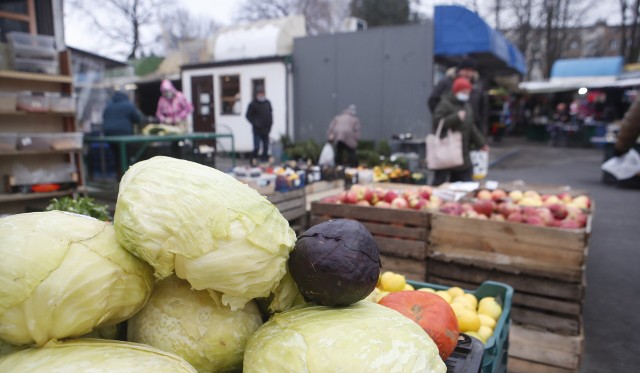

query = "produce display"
[289, 219, 381, 306]
[128, 275, 263, 373]
[371, 271, 503, 347]
[438, 188, 591, 229]
[0, 211, 154, 346]
[243, 301, 446, 373]
[322, 184, 443, 210]
[0, 339, 197, 372]
[114, 156, 298, 312]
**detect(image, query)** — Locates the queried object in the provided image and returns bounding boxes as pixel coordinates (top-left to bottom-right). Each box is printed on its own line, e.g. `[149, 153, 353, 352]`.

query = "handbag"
[426, 119, 464, 170]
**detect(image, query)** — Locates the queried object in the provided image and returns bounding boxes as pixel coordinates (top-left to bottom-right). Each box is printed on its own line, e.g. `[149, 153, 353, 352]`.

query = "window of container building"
[220, 75, 240, 115]
[0, 0, 36, 41]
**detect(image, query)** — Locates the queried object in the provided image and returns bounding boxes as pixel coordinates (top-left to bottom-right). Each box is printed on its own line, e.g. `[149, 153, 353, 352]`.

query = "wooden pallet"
[266, 189, 307, 228]
[508, 325, 584, 373]
[310, 201, 430, 280]
[429, 212, 590, 282]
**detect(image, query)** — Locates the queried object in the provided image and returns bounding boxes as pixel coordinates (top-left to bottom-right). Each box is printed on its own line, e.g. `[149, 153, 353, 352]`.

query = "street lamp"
[578, 87, 588, 95]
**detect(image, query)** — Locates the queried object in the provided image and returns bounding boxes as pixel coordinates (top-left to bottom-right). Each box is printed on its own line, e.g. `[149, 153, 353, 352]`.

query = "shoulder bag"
[426, 119, 464, 170]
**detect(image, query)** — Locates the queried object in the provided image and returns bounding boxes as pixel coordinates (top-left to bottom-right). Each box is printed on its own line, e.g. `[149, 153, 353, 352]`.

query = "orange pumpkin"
[379, 290, 459, 360]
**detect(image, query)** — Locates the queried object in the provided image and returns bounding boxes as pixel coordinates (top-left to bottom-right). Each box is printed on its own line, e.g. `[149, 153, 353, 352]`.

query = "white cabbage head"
[128, 275, 263, 373]
[0, 211, 154, 346]
[243, 301, 446, 373]
[0, 339, 197, 372]
[114, 157, 297, 311]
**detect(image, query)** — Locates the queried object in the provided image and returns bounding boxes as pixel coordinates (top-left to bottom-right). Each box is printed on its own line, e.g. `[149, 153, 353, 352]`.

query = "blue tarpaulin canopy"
[551, 56, 624, 78]
[434, 5, 526, 75]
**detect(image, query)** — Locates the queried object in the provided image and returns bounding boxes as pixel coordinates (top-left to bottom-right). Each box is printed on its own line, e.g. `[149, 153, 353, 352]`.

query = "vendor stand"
[84, 132, 236, 176]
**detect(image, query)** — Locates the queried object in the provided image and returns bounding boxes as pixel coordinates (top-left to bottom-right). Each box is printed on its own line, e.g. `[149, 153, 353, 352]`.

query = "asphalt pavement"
[484, 138, 639, 372]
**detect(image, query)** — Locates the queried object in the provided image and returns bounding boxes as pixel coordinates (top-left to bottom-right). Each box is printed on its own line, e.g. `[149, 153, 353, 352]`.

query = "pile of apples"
[322, 184, 443, 210]
[438, 188, 591, 229]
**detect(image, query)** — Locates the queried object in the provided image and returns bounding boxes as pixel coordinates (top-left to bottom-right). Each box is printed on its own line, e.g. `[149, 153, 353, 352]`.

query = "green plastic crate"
[407, 280, 513, 373]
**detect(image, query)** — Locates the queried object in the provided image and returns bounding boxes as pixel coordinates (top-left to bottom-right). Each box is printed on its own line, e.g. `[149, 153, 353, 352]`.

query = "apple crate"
[429, 211, 591, 283]
[508, 325, 584, 373]
[310, 201, 430, 281]
[266, 189, 307, 232]
[425, 261, 584, 336]
[407, 280, 514, 373]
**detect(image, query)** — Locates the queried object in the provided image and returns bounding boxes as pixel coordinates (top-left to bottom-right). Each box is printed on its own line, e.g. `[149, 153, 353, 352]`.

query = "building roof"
[434, 5, 526, 75]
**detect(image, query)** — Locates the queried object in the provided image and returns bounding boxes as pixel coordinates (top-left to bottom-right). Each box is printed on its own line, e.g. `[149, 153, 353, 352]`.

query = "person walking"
[245, 89, 273, 164]
[102, 91, 143, 178]
[431, 77, 489, 186]
[428, 58, 487, 134]
[327, 104, 361, 167]
[155, 79, 193, 132]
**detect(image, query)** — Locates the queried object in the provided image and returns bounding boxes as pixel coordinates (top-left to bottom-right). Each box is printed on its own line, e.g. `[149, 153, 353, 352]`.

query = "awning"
[550, 56, 624, 79]
[434, 5, 526, 75]
[519, 77, 640, 94]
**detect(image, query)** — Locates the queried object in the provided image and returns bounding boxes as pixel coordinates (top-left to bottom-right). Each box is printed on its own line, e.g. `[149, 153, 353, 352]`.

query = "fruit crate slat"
[379, 254, 427, 281]
[508, 324, 584, 372]
[427, 260, 585, 301]
[431, 213, 589, 252]
[310, 215, 427, 243]
[266, 189, 306, 223]
[311, 201, 430, 227]
[508, 357, 575, 373]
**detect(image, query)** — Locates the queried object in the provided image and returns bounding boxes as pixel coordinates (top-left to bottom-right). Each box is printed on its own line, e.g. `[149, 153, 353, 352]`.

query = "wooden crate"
[266, 189, 306, 230]
[310, 201, 430, 281]
[427, 260, 584, 335]
[508, 325, 584, 373]
[429, 212, 591, 282]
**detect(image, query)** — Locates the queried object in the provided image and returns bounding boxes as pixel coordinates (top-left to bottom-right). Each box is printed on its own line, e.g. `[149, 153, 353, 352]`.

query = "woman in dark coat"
[102, 91, 143, 178]
[431, 77, 489, 186]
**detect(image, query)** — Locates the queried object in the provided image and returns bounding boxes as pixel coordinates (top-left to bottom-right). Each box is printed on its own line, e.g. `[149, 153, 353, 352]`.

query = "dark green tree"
[350, 0, 411, 27]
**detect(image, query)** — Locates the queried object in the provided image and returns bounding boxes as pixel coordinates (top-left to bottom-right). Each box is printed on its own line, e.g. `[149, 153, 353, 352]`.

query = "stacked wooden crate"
[310, 202, 430, 281]
[266, 189, 307, 233]
[428, 211, 591, 372]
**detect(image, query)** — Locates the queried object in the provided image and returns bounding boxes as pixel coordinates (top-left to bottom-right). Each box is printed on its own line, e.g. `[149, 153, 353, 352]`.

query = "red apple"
[391, 197, 409, 209]
[507, 212, 524, 223]
[497, 202, 520, 218]
[521, 206, 539, 217]
[490, 213, 506, 222]
[473, 199, 494, 217]
[572, 195, 591, 209]
[559, 219, 580, 229]
[491, 189, 507, 201]
[439, 202, 463, 216]
[509, 190, 524, 202]
[536, 207, 554, 225]
[403, 189, 419, 200]
[418, 185, 433, 200]
[557, 192, 573, 204]
[476, 189, 492, 200]
[548, 203, 568, 220]
[344, 190, 358, 204]
[384, 190, 399, 203]
[525, 216, 545, 226]
[409, 197, 428, 210]
[375, 201, 391, 208]
[356, 200, 371, 206]
[461, 203, 474, 212]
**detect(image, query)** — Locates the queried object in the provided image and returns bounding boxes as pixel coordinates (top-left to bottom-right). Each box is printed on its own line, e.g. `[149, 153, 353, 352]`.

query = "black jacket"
[245, 99, 273, 135]
[428, 76, 487, 133]
[102, 92, 143, 136]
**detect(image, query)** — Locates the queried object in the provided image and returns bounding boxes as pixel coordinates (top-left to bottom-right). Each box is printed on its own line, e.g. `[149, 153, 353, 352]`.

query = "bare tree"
[235, 0, 349, 35]
[67, 0, 169, 59]
[159, 8, 219, 52]
[624, 0, 640, 63]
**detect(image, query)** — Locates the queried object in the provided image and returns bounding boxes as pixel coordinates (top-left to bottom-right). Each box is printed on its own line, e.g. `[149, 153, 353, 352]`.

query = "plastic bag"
[470, 150, 489, 180]
[601, 149, 640, 180]
[318, 142, 335, 167]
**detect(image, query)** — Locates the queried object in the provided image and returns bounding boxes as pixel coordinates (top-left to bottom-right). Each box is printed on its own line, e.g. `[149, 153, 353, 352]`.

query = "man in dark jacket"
[428, 59, 487, 134]
[102, 91, 143, 178]
[245, 89, 273, 163]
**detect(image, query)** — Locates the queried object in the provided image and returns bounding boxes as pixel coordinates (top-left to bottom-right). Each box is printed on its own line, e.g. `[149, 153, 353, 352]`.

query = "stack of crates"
[7, 32, 58, 75]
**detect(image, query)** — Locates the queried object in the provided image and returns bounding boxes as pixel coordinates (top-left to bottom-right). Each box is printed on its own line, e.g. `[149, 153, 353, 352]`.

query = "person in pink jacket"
[155, 79, 193, 131]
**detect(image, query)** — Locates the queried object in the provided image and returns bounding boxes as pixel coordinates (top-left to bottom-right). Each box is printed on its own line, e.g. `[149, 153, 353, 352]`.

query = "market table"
[84, 132, 236, 173]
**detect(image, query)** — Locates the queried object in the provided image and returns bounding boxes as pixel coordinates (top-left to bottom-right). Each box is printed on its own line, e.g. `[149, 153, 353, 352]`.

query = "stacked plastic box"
[7, 32, 58, 74]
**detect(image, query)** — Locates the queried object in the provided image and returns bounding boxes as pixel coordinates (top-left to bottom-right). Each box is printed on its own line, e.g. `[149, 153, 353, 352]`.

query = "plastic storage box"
[0, 92, 17, 112]
[12, 58, 58, 74]
[16, 132, 83, 151]
[17, 91, 49, 113]
[408, 280, 514, 373]
[48, 93, 76, 113]
[7, 32, 56, 59]
[446, 334, 485, 373]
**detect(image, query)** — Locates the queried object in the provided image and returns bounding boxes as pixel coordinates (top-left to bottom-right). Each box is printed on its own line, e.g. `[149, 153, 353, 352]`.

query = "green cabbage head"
[128, 275, 263, 373]
[243, 301, 446, 373]
[0, 211, 154, 346]
[0, 339, 197, 372]
[114, 156, 297, 311]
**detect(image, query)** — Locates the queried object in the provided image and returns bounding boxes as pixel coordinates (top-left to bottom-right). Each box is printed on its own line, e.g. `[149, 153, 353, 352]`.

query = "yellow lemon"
[418, 287, 436, 293]
[452, 296, 475, 310]
[478, 325, 493, 343]
[380, 272, 406, 292]
[379, 271, 394, 287]
[463, 293, 478, 308]
[403, 283, 415, 291]
[450, 303, 468, 317]
[465, 331, 483, 343]
[478, 314, 496, 330]
[447, 286, 465, 299]
[435, 290, 453, 304]
[478, 301, 502, 321]
[457, 310, 481, 332]
[478, 296, 496, 308]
